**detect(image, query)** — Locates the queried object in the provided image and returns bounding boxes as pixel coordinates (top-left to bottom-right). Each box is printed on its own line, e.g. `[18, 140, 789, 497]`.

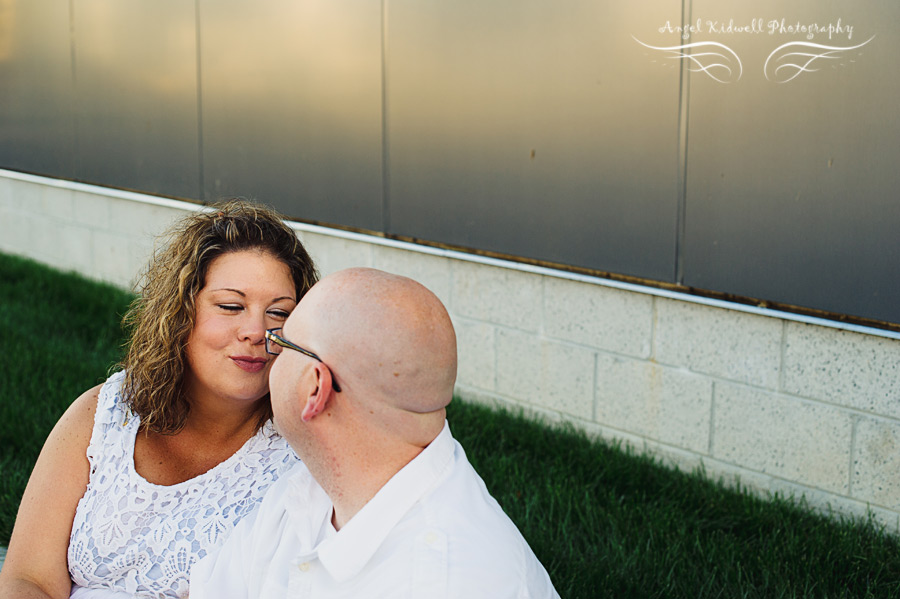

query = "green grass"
[448, 401, 900, 597]
[2, 251, 900, 597]
[0, 252, 133, 541]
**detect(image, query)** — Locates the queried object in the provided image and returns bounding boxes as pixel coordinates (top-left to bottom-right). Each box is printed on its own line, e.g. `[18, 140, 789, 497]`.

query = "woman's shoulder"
[96, 370, 126, 399]
[74, 383, 102, 414]
[91, 370, 133, 425]
[0, 385, 103, 597]
[81, 371, 136, 462]
[53, 383, 104, 449]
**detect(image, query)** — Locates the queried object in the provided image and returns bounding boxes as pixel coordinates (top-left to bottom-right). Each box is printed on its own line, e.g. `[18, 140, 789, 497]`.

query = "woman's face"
[184, 249, 296, 409]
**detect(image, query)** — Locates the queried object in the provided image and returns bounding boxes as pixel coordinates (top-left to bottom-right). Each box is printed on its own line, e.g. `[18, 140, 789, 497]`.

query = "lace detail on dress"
[67, 371, 299, 598]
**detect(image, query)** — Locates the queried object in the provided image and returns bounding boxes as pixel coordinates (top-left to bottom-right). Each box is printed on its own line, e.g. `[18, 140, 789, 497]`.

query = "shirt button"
[298, 562, 311, 572]
[425, 532, 438, 545]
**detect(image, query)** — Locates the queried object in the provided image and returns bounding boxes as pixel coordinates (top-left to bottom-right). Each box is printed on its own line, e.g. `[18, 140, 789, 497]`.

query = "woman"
[0, 200, 318, 598]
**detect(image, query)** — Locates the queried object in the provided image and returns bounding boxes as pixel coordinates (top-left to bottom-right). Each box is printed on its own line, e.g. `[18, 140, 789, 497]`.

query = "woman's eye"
[218, 304, 243, 312]
[267, 309, 291, 320]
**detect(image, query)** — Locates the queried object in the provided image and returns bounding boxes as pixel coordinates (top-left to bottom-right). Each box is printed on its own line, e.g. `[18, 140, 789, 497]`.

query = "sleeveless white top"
[67, 371, 299, 598]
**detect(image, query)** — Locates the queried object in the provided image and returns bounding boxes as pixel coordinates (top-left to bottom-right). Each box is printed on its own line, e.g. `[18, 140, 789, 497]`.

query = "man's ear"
[300, 362, 335, 423]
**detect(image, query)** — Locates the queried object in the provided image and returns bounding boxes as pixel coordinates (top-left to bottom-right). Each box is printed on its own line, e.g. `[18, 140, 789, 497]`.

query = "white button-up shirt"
[190, 421, 559, 598]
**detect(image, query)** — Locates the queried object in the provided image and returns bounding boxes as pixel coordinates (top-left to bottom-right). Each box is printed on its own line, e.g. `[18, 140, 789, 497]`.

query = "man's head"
[268, 267, 457, 459]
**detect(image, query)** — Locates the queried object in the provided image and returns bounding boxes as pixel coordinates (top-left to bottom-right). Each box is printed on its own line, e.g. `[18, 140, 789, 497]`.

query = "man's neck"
[309, 441, 425, 531]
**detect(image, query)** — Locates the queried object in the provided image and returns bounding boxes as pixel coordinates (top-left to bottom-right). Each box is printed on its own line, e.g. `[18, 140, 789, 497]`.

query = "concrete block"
[495, 328, 541, 402]
[0, 176, 12, 211]
[543, 277, 653, 358]
[6, 177, 42, 214]
[453, 389, 583, 431]
[765, 477, 845, 518]
[595, 354, 712, 453]
[452, 386, 504, 410]
[40, 185, 74, 222]
[0, 207, 31, 256]
[92, 230, 139, 288]
[372, 245, 452, 308]
[576, 418, 664, 456]
[55, 222, 94, 274]
[861, 504, 900, 535]
[783, 322, 900, 419]
[451, 261, 542, 332]
[30, 210, 61, 266]
[127, 238, 156, 288]
[537, 339, 595, 421]
[655, 299, 782, 389]
[853, 417, 900, 510]
[712, 383, 852, 494]
[453, 317, 496, 392]
[496, 329, 595, 421]
[72, 191, 111, 229]
[301, 233, 373, 276]
[767, 476, 900, 533]
[109, 199, 186, 240]
[702, 459, 776, 497]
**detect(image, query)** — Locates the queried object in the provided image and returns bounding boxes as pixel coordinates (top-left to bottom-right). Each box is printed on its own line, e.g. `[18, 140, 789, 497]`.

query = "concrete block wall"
[2, 169, 899, 531]
[0, 173, 192, 288]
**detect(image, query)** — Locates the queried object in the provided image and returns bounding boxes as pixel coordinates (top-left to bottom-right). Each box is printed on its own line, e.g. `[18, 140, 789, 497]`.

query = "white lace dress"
[67, 371, 299, 598]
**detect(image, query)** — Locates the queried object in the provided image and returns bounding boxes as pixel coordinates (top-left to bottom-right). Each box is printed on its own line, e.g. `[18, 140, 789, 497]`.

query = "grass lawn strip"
[1, 252, 898, 597]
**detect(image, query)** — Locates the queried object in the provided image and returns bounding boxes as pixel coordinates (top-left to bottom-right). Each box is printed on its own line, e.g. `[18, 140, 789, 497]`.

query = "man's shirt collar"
[286, 421, 456, 583]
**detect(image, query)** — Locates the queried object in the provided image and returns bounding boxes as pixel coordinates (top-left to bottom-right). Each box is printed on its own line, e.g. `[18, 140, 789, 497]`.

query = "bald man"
[190, 268, 559, 598]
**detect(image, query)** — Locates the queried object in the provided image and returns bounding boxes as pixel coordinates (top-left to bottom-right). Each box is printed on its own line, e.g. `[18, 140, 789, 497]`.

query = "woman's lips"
[231, 356, 268, 373]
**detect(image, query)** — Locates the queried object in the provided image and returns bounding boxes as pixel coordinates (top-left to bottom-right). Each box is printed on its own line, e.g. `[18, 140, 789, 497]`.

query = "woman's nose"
[238, 313, 267, 344]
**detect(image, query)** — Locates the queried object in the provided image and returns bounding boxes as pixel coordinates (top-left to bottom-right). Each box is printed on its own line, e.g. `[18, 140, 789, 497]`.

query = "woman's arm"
[0, 385, 101, 599]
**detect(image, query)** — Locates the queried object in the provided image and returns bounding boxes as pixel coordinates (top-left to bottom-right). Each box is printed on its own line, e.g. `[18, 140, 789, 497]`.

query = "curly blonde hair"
[120, 199, 318, 434]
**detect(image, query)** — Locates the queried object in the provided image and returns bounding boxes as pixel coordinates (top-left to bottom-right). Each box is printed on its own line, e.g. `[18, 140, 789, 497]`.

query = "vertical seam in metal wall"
[380, 0, 392, 234]
[69, 0, 79, 177]
[194, 0, 205, 202]
[674, 0, 692, 285]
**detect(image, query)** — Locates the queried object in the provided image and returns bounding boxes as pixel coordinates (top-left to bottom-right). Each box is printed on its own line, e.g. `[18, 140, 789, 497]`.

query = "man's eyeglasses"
[265, 328, 342, 392]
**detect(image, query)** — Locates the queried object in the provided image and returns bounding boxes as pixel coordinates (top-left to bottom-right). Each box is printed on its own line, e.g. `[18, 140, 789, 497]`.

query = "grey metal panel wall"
[0, 0, 76, 178]
[72, 1, 200, 199]
[682, 1, 900, 322]
[387, 0, 681, 282]
[0, 0, 897, 324]
[199, 0, 383, 230]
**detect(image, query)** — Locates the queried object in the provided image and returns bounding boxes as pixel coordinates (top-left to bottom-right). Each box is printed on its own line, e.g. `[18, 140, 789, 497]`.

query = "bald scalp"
[298, 268, 457, 417]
